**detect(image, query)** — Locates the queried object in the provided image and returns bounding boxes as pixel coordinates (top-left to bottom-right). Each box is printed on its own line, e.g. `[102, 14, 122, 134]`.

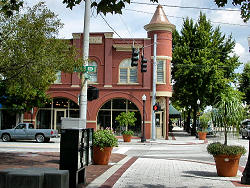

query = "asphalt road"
[0, 130, 249, 167]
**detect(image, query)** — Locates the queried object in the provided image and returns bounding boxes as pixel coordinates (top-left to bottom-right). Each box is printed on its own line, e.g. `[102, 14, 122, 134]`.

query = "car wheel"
[35, 134, 45, 143]
[2, 134, 11, 142]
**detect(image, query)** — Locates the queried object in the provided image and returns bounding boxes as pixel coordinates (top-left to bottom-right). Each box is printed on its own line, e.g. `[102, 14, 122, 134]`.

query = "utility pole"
[79, 0, 91, 127]
[152, 34, 157, 140]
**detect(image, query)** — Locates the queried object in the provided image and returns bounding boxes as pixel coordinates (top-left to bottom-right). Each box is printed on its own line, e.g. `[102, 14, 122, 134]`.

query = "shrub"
[122, 130, 134, 136]
[93, 129, 118, 149]
[207, 142, 246, 156]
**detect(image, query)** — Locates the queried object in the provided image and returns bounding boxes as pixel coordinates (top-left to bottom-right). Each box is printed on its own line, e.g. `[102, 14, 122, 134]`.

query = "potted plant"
[121, 130, 134, 142]
[115, 111, 137, 142]
[93, 129, 118, 165]
[197, 113, 210, 140]
[207, 89, 246, 177]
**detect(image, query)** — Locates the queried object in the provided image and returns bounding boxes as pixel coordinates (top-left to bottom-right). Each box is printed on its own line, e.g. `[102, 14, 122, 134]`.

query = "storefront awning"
[169, 104, 181, 118]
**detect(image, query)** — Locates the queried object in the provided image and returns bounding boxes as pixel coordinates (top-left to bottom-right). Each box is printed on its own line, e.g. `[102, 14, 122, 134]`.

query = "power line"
[131, 1, 241, 12]
[124, 8, 250, 27]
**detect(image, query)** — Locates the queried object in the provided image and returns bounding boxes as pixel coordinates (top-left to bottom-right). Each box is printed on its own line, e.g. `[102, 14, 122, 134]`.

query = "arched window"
[88, 61, 97, 83]
[54, 71, 61, 84]
[119, 59, 137, 83]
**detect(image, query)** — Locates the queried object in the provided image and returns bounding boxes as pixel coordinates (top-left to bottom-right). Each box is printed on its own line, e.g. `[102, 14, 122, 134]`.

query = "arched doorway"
[36, 98, 79, 131]
[97, 98, 141, 136]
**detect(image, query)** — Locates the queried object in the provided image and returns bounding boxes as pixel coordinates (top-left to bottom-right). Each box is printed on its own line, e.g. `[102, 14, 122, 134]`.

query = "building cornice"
[151, 91, 172, 97]
[113, 44, 143, 52]
[104, 33, 113, 38]
[151, 56, 172, 61]
[144, 23, 175, 33]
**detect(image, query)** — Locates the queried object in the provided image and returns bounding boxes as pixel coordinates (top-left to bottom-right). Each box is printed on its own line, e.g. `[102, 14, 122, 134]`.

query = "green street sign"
[85, 66, 96, 72]
[74, 66, 96, 73]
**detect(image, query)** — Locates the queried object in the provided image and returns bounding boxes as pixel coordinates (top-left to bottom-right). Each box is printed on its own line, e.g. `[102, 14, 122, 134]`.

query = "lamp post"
[197, 99, 200, 126]
[141, 94, 146, 143]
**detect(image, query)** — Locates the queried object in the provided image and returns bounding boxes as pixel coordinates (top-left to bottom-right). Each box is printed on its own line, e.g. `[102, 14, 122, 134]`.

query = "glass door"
[54, 109, 66, 131]
[155, 112, 163, 138]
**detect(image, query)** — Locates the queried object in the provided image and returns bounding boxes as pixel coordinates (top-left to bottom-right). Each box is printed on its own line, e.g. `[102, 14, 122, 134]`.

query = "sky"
[25, 0, 249, 71]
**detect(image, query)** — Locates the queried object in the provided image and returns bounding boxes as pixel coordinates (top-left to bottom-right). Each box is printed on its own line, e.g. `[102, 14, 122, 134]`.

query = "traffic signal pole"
[152, 34, 157, 140]
[79, 0, 91, 127]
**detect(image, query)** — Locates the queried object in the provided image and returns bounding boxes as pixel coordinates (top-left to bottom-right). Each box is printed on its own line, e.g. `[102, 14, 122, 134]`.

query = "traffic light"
[141, 56, 147, 72]
[153, 103, 161, 112]
[87, 86, 99, 101]
[131, 48, 139, 67]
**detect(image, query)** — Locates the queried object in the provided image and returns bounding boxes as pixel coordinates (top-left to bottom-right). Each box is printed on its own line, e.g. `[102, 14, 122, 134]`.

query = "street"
[0, 137, 60, 152]
[0, 128, 248, 167]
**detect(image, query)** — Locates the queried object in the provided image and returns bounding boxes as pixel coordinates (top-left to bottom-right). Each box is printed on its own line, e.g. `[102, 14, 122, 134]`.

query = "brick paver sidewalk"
[0, 152, 126, 187]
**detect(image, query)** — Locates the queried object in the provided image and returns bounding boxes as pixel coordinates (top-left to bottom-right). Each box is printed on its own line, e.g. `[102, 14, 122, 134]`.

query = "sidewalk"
[87, 127, 250, 188]
[0, 127, 249, 188]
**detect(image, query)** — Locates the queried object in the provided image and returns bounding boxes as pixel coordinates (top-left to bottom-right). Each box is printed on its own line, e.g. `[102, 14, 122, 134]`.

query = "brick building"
[4, 5, 175, 139]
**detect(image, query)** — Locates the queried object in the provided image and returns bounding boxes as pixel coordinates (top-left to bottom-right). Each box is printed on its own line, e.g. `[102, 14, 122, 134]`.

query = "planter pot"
[122, 134, 132, 142]
[93, 146, 113, 165]
[198, 132, 207, 140]
[214, 154, 241, 177]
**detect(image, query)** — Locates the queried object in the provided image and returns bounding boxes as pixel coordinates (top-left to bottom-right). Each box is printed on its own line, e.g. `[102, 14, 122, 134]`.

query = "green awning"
[169, 104, 181, 118]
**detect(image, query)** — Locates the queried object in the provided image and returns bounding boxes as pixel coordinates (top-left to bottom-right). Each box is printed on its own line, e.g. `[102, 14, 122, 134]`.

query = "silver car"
[240, 119, 250, 139]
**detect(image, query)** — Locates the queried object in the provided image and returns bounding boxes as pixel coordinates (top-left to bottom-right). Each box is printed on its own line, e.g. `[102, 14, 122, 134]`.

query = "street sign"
[74, 66, 96, 73]
[85, 66, 96, 72]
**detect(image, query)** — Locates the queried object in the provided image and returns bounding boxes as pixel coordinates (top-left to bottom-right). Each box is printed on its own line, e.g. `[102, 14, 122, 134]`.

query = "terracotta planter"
[198, 132, 207, 140]
[214, 154, 241, 177]
[93, 146, 113, 165]
[122, 134, 132, 142]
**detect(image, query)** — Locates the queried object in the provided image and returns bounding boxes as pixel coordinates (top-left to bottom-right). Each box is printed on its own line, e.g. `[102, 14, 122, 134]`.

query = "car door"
[13, 124, 27, 139]
[26, 124, 35, 139]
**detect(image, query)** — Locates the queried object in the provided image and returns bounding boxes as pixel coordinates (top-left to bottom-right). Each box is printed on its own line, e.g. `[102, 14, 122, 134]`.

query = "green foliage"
[122, 130, 134, 136]
[0, 0, 23, 17]
[211, 88, 245, 145]
[1, 0, 249, 22]
[214, 0, 249, 22]
[62, 0, 158, 15]
[207, 142, 246, 156]
[93, 129, 118, 149]
[115, 111, 137, 130]
[199, 112, 210, 131]
[239, 62, 250, 105]
[172, 13, 241, 113]
[0, 2, 81, 112]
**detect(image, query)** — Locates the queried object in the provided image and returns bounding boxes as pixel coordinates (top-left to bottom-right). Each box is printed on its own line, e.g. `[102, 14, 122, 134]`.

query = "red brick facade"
[23, 5, 175, 139]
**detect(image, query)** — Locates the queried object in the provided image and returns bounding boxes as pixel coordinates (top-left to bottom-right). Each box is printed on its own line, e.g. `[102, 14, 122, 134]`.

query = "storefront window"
[36, 98, 79, 130]
[98, 98, 141, 136]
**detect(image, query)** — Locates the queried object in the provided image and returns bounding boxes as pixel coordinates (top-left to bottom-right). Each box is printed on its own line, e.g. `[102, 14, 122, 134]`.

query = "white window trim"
[118, 59, 138, 84]
[156, 59, 166, 84]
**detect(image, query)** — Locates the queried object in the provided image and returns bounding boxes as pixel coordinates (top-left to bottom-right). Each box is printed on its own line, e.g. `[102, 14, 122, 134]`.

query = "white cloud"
[209, 9, 244, 25]
[234, 43, 245, 56]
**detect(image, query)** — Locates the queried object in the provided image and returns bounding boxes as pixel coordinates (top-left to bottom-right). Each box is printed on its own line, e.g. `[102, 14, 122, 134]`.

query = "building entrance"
[155, 111, 164, 138]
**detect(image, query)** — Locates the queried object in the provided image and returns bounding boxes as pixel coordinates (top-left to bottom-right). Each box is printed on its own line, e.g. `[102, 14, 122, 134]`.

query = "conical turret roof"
[144, 5, 175, 32]
[149, 5, 171, 25]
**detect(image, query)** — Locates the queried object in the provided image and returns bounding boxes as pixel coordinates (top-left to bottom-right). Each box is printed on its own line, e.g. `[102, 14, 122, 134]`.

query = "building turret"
[144, 5, 175, 140]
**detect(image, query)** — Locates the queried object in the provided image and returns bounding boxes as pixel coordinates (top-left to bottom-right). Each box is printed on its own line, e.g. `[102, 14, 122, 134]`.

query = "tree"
[239, 62, 250, 105]
[0, 2, 81, 112]
[0, 0, 249, 22]
[172, 12, 241, 135]
[211, 88, 245, 145]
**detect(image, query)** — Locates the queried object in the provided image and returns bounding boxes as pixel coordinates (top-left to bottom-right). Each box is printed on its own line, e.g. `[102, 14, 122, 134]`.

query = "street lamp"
[141, 94, 146, 143]
[197, 99, 201, 133]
